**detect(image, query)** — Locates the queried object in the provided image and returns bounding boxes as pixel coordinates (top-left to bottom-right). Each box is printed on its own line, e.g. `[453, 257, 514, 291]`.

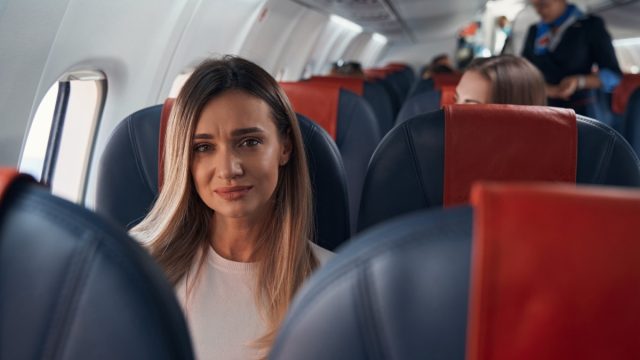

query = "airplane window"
[19, 71, 106, 204]
[613, 37, 640, 74]
[169, 71, 193, 98]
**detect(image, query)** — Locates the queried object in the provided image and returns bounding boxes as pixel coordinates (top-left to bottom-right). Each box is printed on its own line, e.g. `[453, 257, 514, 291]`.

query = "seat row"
[96, 102, 640, 253]
[3, 169, 640, 359]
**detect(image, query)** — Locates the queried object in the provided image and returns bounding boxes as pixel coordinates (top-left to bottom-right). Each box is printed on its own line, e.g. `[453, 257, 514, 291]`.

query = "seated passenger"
[329, 60, 365, 78]
[421, 53, 456, 78]
[455, 55, 547, 105]
[130, 56, 333, 360]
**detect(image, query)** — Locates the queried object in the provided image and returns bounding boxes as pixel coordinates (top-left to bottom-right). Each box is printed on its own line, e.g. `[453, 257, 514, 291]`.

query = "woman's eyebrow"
[231, 127, 264, 137]
[192, 133, 213, 140]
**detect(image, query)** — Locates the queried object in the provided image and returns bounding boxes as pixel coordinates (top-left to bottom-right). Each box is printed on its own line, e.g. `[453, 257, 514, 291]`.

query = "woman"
[522, 0, 621, 118]
[131, 56, 332, 359]
[455, 55, 547, 105]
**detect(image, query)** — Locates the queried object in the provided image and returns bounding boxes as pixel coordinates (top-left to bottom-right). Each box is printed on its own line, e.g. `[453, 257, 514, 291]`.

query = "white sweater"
[176, 243, 333, 360]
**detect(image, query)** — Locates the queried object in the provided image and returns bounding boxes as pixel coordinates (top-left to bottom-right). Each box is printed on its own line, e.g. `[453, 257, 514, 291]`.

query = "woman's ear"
[279, 130, 293, 166]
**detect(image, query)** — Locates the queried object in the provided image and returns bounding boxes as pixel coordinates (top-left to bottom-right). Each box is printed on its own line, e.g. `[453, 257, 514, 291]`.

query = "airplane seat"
[0, 168, 193, 359]
[308, 76, 394, 135]
[270, 182, 640, 360]
[396, 85, 457, 125]
[622, 89, 640, 157]
[407, 78, 434, 97]
[358, 104, 640, 231]
[365, 70, 403, 113]
[408, 72, 461, 98]
[97, 102, 350, 251]
[280, 82, 381, 233]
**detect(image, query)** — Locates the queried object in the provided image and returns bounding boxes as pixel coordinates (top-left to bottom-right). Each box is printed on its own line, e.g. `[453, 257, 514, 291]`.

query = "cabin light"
[372, 33, 387, 44]
[613, 37, 640, 47]
[330, 14, 362, 33]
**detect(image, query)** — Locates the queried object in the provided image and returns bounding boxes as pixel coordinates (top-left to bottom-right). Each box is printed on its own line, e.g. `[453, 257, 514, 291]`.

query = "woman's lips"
[214, 185, 253, 201]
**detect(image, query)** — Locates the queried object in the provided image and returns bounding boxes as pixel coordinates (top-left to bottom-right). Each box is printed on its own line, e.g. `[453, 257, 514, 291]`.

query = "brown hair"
[466, 55, 547, 105]
[130, 56, 317, 355]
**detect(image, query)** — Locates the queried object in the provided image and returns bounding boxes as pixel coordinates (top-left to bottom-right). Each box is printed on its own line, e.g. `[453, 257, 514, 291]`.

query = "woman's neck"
[210, 214, 264, 262]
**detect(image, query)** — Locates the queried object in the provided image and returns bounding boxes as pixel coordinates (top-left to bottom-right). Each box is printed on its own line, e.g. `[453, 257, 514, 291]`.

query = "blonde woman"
[131, 56, 332, 359]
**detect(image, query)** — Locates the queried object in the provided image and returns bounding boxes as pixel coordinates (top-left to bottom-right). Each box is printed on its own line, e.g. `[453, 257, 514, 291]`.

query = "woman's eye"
[193, 143, 212, 152]
[240, 138, 261, 147]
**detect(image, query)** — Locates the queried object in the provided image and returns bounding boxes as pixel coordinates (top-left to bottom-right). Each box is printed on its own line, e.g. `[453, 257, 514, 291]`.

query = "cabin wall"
[0, 0, 387, 206]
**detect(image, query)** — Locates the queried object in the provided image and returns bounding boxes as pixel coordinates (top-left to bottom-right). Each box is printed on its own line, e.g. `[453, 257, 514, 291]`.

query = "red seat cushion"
[443, 105, 577, 206]
[432, 73, 462, 90]
[612, 74, 640, 115]
[0, 168, 34, 205]
[440, 85, 457, 106]
[468, 182, 640, 360]
[279, 82, 340, 140]
[308, 76, 364, 96]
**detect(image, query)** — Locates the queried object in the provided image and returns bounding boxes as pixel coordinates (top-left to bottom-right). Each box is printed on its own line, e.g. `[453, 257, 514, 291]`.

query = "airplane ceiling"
[291, 0, 486, 43]
[291, 0, 640, 44]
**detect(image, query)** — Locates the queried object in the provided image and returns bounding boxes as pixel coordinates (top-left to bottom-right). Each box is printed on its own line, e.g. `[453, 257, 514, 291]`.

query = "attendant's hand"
[555, 76, 579, 100]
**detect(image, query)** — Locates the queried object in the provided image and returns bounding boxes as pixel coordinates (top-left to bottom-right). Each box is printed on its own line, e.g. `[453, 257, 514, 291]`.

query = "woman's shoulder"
[309, 242, 334, 266]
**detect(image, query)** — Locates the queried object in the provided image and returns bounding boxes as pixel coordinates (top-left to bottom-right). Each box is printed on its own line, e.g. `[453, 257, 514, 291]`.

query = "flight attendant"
[131, 56, 332, 360]
[522, 0, 622, 118]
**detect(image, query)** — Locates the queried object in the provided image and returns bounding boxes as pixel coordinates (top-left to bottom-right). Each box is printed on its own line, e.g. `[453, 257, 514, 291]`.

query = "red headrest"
[280, 82, 340, 139]
[308, 76, 364, 96]
[443, 105, 577, 206]
[468, 182, 640, 360]
[432, 73, 462, 90]
[612, 74, 640, 115]
[0, 168, 34, 205]
[440, 85, 457, 107]
[364, 69, 389, 80]
[158, 98, 175, 191]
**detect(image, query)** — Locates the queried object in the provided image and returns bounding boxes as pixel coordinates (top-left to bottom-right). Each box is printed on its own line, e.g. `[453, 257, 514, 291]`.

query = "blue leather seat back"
[363, 81, 394, 135]
[270, 206, 472, 360]
[623, 89, 640, 157]
[335, 89, 381, 232]
[407, 78, 435, 98]
[358, 109, 640, 231]
[395, 90, 441, 126]
[97, 106, 350, 250]
[1, 178, 193, 359]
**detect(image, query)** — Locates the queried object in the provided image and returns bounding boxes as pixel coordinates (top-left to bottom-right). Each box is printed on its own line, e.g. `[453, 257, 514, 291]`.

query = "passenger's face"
[455, 70, 492, 104]
[530, 0, 567, 23]
[190, 90, 291, 222]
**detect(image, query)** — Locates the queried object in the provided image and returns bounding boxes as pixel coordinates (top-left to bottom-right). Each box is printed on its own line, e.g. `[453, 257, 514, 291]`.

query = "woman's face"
[190, 90, 291, 222]
[455, 70, 492, 104]
[530, 0, 567, 23]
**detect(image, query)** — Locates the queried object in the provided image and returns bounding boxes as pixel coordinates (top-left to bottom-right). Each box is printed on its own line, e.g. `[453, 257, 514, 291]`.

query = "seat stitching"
[404, 122, 429, 205]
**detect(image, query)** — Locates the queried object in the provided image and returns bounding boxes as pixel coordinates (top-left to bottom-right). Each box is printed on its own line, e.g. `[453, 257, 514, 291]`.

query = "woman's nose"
[216, 148, 243, 180]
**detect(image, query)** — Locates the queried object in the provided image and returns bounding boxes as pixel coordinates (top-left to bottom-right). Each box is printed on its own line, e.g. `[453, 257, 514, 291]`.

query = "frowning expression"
[190, 90, 291, 221]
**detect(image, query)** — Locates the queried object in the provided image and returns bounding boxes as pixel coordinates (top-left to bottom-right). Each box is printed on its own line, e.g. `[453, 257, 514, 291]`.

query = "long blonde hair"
[130, 56, 318, 353]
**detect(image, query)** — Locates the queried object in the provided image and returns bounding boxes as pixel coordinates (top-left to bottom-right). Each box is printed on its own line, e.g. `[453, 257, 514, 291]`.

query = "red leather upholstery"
[443, 105, 577, 206]
[158, 97, 175, 191]
[280, 82, 340, 139]
[432, 73, 462, 90]
[364, 69, 389, 79]
[308, 76, 364, 96]
[468, 182, 640, 360]
[440, 85, 457, 106]
[0, 168, 25, 204]
[612, 74, 640, 115]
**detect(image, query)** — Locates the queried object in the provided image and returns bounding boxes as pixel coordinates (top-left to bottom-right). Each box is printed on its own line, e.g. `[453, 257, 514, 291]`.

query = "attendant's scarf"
[534, 4, 583, 55]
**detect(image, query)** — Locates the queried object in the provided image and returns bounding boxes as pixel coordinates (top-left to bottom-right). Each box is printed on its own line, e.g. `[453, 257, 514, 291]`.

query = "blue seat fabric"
[358, 110, 640, 231]
[0, 180, 193, 360]
[270, 206, 472, 360]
